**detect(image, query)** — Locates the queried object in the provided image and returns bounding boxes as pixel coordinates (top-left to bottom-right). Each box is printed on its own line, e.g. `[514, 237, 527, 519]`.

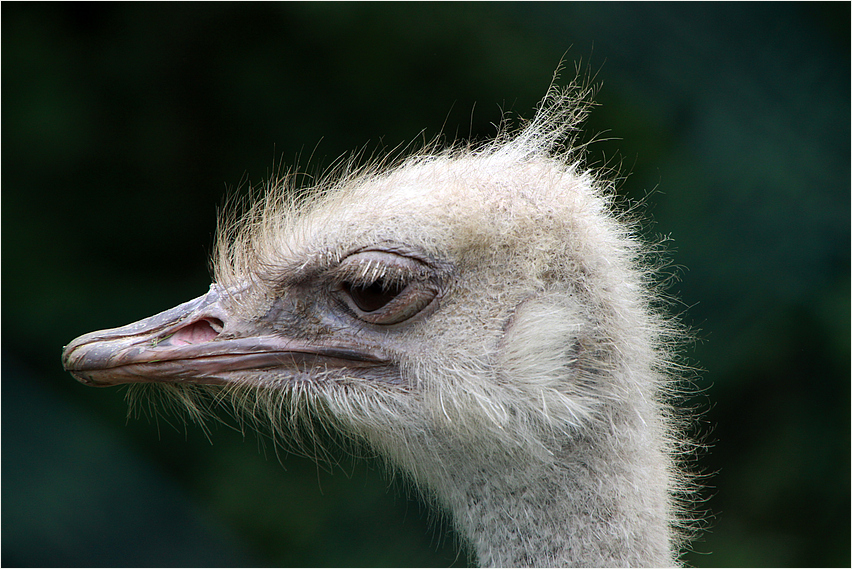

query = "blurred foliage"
[2, 3, 849, 567]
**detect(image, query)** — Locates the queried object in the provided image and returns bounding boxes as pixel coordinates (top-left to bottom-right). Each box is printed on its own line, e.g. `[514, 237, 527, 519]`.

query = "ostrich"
[62, 83, 693, 567]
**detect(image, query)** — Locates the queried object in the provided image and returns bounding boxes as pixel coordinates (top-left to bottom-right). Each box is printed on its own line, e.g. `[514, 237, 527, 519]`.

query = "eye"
[344, 279, 406, 313]
[336, 250, 439, 325]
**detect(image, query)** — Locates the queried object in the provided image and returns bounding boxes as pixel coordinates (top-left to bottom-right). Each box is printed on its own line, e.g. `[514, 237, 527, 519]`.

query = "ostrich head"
[62, 84, 690, 567]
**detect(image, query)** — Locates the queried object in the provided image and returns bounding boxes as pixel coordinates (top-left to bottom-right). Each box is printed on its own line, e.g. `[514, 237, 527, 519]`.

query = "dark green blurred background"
[3, 3, 849, 567]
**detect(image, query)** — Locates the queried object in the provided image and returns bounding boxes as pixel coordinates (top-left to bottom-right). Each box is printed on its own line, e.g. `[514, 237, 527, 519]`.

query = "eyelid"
[334, 250, 428, 286]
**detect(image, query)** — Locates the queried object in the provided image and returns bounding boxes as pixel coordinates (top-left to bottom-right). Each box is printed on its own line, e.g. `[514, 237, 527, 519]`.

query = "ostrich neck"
[426, 431, 674, 567]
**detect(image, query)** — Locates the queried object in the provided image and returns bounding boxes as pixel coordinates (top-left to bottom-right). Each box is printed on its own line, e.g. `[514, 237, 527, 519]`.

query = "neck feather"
[410, 418, 675, 567]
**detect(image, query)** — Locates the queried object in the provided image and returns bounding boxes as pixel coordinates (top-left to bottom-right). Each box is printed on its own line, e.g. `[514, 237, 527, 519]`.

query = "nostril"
[206, 318, 224, 334]
[168, 319, 223, 346]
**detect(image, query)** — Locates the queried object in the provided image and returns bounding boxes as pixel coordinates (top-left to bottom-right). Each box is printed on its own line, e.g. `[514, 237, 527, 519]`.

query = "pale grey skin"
[63, 86, 691, 567]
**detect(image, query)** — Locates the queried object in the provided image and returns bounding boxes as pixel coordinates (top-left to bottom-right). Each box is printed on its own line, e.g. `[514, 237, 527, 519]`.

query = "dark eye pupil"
[346, 280, 405, 313]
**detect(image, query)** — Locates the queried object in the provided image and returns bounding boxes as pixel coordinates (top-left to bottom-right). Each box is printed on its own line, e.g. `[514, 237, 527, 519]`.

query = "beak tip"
[61, 336, 107, 384]
[69, 371, 94, 386]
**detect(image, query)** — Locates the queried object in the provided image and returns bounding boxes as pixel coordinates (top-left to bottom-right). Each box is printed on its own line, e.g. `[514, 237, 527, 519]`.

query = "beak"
[62, 284, 389, 387]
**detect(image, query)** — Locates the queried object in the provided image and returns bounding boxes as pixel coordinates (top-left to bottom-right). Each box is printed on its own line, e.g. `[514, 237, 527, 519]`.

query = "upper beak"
[62, 284, 388, 387]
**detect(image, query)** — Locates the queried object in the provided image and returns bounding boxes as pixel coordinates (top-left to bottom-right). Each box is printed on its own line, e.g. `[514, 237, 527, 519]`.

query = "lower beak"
[62, 284, 387, 387]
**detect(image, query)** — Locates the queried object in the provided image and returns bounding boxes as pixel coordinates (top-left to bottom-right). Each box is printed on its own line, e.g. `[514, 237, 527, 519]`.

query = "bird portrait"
[63, 80, 696, 567]
[7, 4, 845, 567]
